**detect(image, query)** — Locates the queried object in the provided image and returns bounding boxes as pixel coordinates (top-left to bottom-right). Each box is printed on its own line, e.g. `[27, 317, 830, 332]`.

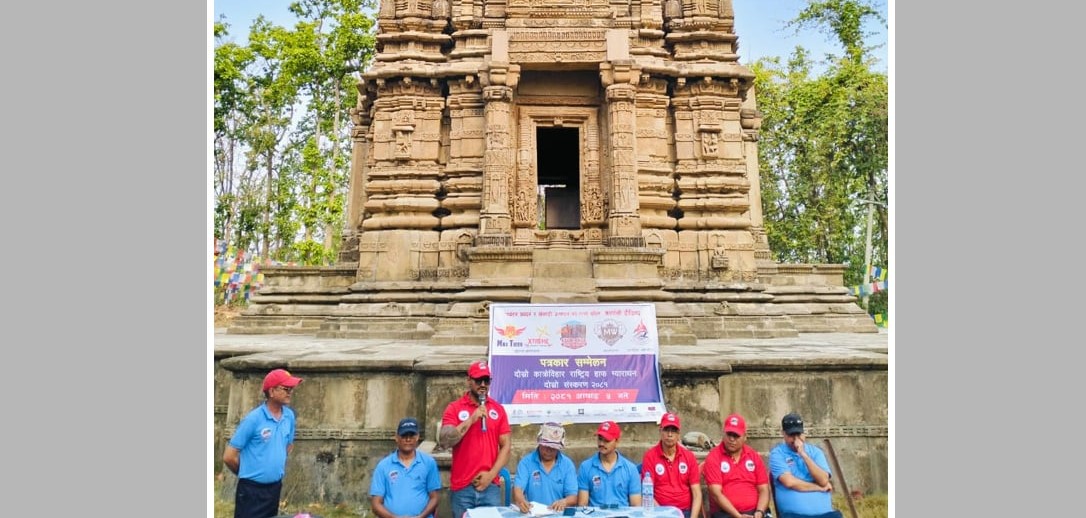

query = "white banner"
[487, 303, 667, 424]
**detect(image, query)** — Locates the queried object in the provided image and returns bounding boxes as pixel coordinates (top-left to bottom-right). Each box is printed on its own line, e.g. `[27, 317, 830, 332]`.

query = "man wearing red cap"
[577, 421, 643, 508]
[642, 412, 703, 518]
[701, 413, 770, 518]
[440, 360, 512, 518]
[223, 368, 304, 518]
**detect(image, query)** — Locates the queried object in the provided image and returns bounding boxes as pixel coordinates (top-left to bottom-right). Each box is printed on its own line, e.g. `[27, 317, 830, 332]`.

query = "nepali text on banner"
[488, 303, 666, 425]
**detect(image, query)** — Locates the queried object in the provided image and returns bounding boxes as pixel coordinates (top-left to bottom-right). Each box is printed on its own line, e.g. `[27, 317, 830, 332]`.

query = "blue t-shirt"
[577, 451, 641, 508]
[515, 449, 578, 504]
[369, 450, 442, 518]
[228, 403, 296, 483]
[768, 442, 834, 515]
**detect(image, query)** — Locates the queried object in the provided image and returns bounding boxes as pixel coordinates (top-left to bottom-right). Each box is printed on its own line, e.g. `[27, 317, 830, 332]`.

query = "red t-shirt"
[641, 442, 701, 510]
[701, 444, 768, 513]
[442, 392, 512, 491]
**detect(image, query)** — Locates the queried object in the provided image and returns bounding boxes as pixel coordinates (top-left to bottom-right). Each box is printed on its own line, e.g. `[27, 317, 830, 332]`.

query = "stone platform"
[213, 329, 888, 515]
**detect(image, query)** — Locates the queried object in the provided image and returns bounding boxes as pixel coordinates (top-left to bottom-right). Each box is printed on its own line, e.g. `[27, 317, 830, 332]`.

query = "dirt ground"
[214, 305, 243, 328]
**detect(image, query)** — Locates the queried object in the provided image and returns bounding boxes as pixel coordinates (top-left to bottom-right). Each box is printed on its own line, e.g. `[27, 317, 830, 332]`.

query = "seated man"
[577, 421, 643, 508]
[513, 422, 578, 513]
[701, 413, 770, 518]
[369, 417, 442, 518]
[768, 413, 842, 518]
[642, 412, 702, 518]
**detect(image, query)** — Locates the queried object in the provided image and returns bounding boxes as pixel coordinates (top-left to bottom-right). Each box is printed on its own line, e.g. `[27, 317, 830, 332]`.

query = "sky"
[212, 0, 889, 72]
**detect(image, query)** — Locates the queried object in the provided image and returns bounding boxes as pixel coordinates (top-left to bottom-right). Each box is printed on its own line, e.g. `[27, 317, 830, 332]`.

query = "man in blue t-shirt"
[768, 413, 842, 518]
[224, 368, 303, 518]
[370, 417, 443, 518]
[577, 421, 643, 508]
[513, 422, 578, 513]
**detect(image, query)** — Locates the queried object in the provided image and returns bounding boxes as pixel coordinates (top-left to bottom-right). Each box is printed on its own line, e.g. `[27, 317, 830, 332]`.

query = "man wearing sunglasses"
[701, 413, 770, 518]
[223, 368, 303, 518]
[440, 360, 512, 518]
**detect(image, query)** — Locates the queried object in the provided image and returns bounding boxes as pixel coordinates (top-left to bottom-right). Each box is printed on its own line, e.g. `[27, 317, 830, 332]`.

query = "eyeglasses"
[275, 386, 294, 394]
[472, 377, 491, 385]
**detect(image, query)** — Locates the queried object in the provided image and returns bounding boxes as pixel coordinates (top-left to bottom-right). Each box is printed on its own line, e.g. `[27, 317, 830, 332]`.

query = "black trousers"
[235, 478, 282, 518]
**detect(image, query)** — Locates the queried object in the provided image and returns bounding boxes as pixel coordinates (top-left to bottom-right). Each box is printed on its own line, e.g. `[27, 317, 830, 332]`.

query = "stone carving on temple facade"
[432, 0, 450, 19]
[700, 130, 719, 157]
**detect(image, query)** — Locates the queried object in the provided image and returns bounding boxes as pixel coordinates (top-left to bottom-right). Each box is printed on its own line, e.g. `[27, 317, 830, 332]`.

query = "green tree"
[754, 0, 888, 312]
[282, 0, 376, 259]
[245, 17, 302, 259]
[213, 19, 254, 246]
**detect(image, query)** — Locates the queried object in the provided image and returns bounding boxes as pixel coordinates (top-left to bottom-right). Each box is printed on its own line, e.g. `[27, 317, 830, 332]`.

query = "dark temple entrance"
[536, 127, 580, 229]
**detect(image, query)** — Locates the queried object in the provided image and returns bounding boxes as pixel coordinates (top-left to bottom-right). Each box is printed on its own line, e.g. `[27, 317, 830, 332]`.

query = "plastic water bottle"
[642, 470, 654, 511]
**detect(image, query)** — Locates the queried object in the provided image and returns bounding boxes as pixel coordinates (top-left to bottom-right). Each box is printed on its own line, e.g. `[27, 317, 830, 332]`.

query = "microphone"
[478, 393, 487, 432]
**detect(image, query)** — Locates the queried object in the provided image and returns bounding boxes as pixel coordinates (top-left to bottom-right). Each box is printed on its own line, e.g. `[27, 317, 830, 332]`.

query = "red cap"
[262, 369, 303, 392]
[468, 360, 492, 378]
[659, 412, 681, 429]
[723, 413, 746, 435]
[597, 420, 622, 441]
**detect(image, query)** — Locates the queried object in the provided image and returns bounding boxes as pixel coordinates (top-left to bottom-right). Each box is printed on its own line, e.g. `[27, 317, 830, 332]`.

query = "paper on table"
[524, 502, 556, 516]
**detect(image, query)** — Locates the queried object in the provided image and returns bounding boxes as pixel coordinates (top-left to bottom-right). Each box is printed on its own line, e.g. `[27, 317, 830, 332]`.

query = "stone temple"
[228, 0, 877, 342]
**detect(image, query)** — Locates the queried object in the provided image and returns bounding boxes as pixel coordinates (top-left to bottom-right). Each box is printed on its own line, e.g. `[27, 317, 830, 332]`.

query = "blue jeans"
[451, 483, 501, 518]
[778, 512, 843, 518]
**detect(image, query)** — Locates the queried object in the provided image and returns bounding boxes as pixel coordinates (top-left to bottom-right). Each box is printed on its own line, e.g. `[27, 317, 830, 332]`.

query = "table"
[466, 505, 684, 518]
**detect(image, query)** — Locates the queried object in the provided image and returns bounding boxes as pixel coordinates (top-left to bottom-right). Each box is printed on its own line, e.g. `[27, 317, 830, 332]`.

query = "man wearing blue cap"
[768, 412, 841, 518]
[370, 417, 443, 518]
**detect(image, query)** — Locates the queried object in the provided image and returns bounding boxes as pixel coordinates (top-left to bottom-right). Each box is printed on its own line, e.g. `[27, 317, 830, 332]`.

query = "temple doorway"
[536, 126, 580, 229]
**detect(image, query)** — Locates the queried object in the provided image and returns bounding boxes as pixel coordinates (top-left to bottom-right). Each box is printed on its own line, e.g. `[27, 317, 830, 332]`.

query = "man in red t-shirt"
[701, 413, 770, 518]
[439, 360, 512, 518]
[641, 412, 703, 518]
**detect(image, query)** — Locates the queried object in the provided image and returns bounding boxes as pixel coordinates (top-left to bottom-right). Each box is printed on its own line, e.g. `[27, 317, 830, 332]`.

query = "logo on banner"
[594, 319, 626, 346]
[528, 326, 552, 346]
[560, 321, 588, 349]
[495, 325, 527, 338]
[633, 320, 649, 342]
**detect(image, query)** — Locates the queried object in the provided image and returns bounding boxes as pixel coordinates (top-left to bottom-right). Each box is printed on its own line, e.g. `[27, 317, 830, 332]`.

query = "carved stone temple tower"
[229, 0, 877, 343]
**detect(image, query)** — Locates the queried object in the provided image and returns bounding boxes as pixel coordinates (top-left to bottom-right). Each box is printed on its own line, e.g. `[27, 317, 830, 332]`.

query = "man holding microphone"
[440, 360, 512, 518]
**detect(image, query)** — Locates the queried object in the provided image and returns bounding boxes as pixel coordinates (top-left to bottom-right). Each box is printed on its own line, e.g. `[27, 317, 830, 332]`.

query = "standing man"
[701, 413, 770, 518]
[370, 417, 442, 518]
[440, 360, 512, 518]
[223, 368, 303, 518]
[577, 421, 643, 508]
[512, 422, 578, 513]
[642, 412, 703, 518]
[768, 413, 841, 518]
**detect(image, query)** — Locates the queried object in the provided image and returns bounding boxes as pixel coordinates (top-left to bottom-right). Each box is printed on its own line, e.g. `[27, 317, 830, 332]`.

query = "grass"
[829, 493, 889, 518]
